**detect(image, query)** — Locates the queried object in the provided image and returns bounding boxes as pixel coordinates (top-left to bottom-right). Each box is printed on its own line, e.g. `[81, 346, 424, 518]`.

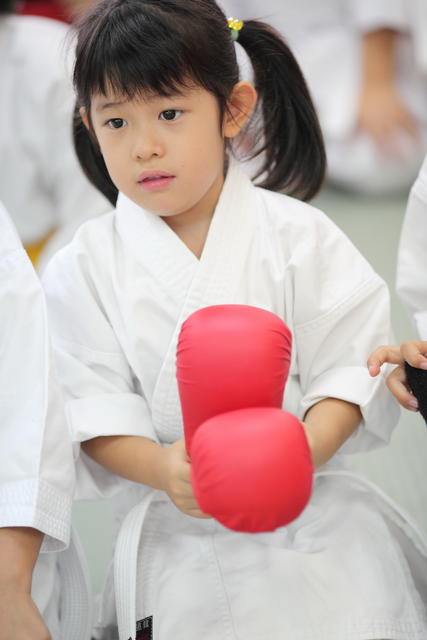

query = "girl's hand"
[161, 439, 211, 519]
[0, 588, 51, 640]
[367, 341, 427, 410]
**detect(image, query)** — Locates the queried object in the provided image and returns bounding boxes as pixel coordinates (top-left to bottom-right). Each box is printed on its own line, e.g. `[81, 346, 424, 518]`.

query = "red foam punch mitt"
[176, 305, 313, 533]
[177, 304, 292, 451]
[191, 407, 313, 532]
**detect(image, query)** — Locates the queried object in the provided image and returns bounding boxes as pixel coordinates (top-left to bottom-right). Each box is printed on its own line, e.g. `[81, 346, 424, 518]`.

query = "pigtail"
[72, 103, 118, 207]
[237, 20, 326, 201]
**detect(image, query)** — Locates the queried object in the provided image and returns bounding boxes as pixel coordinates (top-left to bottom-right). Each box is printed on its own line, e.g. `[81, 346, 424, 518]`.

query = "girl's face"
[88, 85, 235, 224]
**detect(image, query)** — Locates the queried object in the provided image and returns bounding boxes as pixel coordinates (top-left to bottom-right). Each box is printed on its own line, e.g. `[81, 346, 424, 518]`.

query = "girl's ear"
[223, 81, 257, 139]
[80, 106, 90, 130]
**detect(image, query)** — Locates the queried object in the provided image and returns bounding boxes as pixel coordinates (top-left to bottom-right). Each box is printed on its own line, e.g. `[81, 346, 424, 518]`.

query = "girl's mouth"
[138, 171, 175, 192]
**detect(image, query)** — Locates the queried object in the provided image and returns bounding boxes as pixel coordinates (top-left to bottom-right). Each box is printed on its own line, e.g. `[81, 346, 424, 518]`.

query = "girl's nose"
[132, 129, 164, 161]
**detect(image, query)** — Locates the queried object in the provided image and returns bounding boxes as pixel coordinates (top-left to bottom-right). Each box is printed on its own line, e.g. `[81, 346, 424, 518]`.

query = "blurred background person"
[220, 0, 427, 195]
[19, 0, 98, 23]
[366, 154, 427, 412]
[0, 201, 91, 639]
[397, 153, 427, 339]
[19, 0, 70, 22]
[0, 0, 109, 269]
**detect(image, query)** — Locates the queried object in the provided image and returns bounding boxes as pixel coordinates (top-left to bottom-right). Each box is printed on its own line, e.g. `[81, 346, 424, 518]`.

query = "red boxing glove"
[176, 305, 312, 533]
[190, 407, 313, 532]
[177, 305, 292, 452]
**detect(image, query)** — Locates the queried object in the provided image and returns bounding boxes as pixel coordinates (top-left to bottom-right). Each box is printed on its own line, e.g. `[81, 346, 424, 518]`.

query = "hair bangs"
[74, 0, 233, 109]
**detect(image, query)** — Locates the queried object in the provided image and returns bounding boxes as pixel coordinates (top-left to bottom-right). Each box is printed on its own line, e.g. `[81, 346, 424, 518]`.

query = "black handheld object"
[404, 362, 427, 423]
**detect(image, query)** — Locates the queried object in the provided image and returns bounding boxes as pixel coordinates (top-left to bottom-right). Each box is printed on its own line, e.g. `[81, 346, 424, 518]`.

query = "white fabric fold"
[397, 155, 427, 339]
[0, 203, 74, 548]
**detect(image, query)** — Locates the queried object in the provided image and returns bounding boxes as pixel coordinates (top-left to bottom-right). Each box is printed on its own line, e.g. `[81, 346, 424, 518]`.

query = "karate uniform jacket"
[0, 202, 91, 639]
[0, 15, 109, 266]
[397, 154, 427, 339]
[43, 162, 427, 639]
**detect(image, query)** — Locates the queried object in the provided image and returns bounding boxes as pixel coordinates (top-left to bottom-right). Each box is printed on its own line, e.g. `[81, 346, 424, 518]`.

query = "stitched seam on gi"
[295, 275, 382, 335]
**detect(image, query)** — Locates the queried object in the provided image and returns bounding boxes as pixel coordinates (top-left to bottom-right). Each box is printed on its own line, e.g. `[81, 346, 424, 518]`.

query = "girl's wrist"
[154, 445, 172, 493]
[0, 528, 43, 593]
[0, 577, 31, 595]
[302, 422, 318, 468]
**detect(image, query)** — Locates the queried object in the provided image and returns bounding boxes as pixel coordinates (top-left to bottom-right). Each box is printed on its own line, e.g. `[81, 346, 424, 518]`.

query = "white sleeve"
[0, 207, 74, 551]
[292, 210, 400, 454]
[411, 0, 427, 72]
[396, 154, 427, 339]
[348, 0, 410, 33]
[42, 240, 159, 499]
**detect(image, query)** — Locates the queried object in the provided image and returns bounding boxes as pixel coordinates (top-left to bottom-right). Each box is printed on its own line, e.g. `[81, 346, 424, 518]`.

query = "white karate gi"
[43, 162, 427, 640]
[220, 0, 427, 194]
[0, 15, 109, 267]
[397, 154, 427, 339]
[411, 0, 427, 73]
[0, 202, 92, 639]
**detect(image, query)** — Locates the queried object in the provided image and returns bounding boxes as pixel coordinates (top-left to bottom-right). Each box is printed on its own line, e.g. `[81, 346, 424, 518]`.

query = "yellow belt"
[24, 229, 55, 266]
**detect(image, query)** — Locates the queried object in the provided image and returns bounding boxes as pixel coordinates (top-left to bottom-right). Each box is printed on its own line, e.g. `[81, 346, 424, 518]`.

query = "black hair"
[73, 0, 326, 206]
[73, 103, 118, 206]
[0, 0, 18, 13]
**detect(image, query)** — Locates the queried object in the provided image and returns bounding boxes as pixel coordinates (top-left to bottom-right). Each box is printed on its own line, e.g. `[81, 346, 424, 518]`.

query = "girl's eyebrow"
[95, 100, 127, 112]
[95, 92, 188, 112]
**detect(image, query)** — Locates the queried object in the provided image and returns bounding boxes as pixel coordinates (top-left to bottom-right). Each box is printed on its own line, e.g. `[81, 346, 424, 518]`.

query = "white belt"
[58, 525, 93, 640]
[114, 492, 156, 640]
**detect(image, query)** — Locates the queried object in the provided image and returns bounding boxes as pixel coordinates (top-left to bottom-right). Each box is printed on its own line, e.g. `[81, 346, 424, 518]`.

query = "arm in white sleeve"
[0, 204, 74, 551]
[349, 0, 409, 33]
[292, 208, 400, 454]
[42, 237, 159, 499]
[396, 154, 427, 339]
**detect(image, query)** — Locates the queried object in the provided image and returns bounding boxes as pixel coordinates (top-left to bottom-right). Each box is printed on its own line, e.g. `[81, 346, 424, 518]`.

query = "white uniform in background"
[0, 15, 109, 267]
[397, 154, 427, 339]
[220, 0, 427, 194]
[43, 162, 427, 640]
[411, 0, 427, 74]
[0, 202, 92, 639]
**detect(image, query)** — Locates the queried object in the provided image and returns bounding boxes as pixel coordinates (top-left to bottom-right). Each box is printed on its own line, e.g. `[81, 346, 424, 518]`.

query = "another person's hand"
[367, 341, 427, 410]
[0, 588, 51, 640]
[357, 85, 419, 156]
[162, 439, 211, 519]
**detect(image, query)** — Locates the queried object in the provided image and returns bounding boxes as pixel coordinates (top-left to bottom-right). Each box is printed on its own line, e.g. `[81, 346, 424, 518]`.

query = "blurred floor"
[73, 184, 427, 595]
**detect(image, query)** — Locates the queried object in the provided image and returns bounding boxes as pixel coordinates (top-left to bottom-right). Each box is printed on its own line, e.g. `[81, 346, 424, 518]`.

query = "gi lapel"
[150, 160, 259, 441]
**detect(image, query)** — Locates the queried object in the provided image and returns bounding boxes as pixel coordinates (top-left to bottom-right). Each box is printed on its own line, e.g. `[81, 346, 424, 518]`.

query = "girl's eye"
[107, 118, 127, 129]
[159, 109, 182, 121]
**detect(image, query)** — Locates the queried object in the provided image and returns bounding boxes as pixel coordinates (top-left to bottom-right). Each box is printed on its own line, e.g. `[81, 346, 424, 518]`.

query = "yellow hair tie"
[228, 16, 244, 41]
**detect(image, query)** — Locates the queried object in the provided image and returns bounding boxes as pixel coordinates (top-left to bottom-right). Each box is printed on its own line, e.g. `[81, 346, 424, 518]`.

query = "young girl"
[42, 1, 427, 638]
